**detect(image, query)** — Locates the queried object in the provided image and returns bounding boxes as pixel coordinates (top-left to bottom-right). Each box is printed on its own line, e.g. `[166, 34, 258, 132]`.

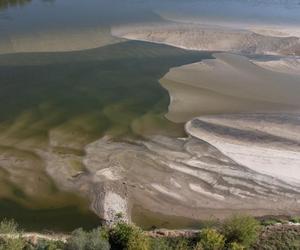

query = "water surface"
[0, 35, 211, 229]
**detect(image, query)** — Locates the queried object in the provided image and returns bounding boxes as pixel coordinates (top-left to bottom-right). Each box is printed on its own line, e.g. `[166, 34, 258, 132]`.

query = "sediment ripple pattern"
[78, 113, 300, 221]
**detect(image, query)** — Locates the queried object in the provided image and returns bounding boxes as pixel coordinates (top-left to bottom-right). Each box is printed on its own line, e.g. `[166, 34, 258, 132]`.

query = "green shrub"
[290, 216, 300, 224]
[0, 219, 25, 250]
[174, 239, 189, 250]
[193, 242, 204, 250]
[110, 222, 149, 250]
[35, 239, 65, 250]
[198, 228, 225, 250]
[0, 237, 26, 250]
[150, 237, 191, 250]
[221, 215, 260, 248]
[149, 238, 170, 250]
[252, 225, 300, 250]
[110, 222, 134, 249]
[260, 220, 278, 226]
[67, 227, 110, 250]
[127, 228, 150, 250]
[228, 242, 245, 250]
[0, 218, 20, 234]
[67, 228, 86, 250]
[87, 228, 110, 250]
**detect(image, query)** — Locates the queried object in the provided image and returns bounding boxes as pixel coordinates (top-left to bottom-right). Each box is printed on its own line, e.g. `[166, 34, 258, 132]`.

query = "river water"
[0, 0, 299, 231]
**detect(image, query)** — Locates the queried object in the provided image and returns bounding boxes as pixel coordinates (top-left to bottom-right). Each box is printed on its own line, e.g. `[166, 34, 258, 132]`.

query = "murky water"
[1, 0, 299, 230]
[0, 0, 212, 230]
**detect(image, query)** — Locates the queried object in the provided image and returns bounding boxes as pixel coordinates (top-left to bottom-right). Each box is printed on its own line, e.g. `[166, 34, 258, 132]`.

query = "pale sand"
[157, 12, 300, 38]
[0, 27, 123, 54]
[251, 56, 300, 75]
[160, 53, 300, 123]
[186, 114, 300, 184]
[112, 22, 300, 55]
[75, 122, 300, 221]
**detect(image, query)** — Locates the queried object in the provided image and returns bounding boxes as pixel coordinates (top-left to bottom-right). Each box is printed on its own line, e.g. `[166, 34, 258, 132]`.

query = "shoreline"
[1, 218, 300, 240]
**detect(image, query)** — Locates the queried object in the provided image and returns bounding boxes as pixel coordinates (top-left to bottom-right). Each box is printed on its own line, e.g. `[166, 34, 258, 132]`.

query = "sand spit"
[160, 53, 300, 123]
[0, 27, 123, 54]
[74, 113, 300, 222]
[112, 22, 300, 55]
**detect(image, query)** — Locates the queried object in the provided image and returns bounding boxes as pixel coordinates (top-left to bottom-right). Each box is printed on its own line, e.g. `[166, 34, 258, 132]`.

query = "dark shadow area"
[0, 199, 101, 232]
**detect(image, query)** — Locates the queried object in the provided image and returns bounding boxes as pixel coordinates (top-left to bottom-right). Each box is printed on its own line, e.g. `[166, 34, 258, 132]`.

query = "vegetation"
[197, 228, 225, 250]
[109, 222, 149, 250]
[291, 216, 300, 224]
[0, 215, 299, 250]
[252, 224, 300, 250]
[221, 215, 260, 248]
[67, 228, 110, 250]
[35, 239, 65, 250]
[0, 218, 21, 234]
[0, 218, 25, 250]
[150, 237, 192, 250]
[228, 242, 245, 250]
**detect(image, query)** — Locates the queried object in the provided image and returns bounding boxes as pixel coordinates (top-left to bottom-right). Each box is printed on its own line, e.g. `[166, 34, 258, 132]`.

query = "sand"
[112, 22, 300, 55]
[186, 114, 300, 184]
[70, 120, 300, 222]
[159, 53, 300, 123]
[251, 56, 300, 75]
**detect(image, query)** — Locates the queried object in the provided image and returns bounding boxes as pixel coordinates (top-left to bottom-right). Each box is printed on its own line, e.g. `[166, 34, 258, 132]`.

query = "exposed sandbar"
[112, 22, 300, 55]
[72, 115, 300, 223]
[160, 53, 300, 123]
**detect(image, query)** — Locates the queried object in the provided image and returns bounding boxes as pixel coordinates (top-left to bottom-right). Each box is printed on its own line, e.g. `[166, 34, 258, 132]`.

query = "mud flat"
[160, 52, 300, 122]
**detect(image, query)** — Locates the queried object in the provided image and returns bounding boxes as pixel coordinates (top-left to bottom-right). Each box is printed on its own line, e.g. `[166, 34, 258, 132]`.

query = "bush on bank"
[197, 228, 225, 250]
[0, 214, 297, 250]
[221, 215, 261, 248]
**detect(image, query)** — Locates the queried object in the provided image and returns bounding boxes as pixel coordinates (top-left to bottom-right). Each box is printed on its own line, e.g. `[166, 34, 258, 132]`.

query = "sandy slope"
[251, 56, 300, 75]
[159, 53, 300, 122]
